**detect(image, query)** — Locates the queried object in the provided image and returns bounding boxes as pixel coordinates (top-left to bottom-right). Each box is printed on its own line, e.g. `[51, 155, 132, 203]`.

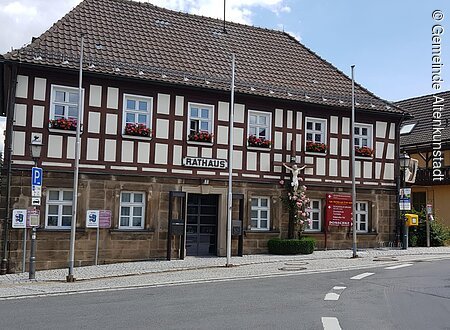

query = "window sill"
[355, 156, 374, 160]
[37, 228, 86, 232]
[48, 128, 77, 135]
[247, 146, 271, 152]
[244, 229, 280, 234]
[186, 140, 214, 146]
[110, 228, 154, 233]
[121, 134, 153, 141]
[304, 151, 327, 156]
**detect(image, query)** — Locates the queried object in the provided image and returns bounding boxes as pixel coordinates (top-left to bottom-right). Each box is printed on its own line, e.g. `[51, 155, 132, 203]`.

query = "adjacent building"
[0, 0, 406, 271]
[396, 91, 450, 226]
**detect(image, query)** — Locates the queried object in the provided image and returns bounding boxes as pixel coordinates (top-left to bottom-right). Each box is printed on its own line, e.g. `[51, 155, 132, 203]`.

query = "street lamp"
[29, 136, 43, 279]
[399, 152, 410, 250]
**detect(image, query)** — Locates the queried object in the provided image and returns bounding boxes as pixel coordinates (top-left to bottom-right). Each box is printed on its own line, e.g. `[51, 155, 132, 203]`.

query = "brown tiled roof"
[396, 91, 450, 148]
[3, 0, 402, 114]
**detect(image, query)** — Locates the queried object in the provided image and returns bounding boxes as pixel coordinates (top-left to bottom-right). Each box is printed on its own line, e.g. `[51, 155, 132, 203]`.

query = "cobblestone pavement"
[0, 247, 449, 299]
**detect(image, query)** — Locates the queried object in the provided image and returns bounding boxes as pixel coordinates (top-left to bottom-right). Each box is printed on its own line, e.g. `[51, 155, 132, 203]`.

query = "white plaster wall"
[341, 159, 349, 177]
[275, 108, 283, 127]
[384, 163, 395, 180]
[157, 93, 170, 114]
[67, 137, 76, 159]
[217, 126, 228, 145]
[105, 114, 118, 135]
[12, 131, 26, 156]
[341, 139, 349, 157]
[233, 150, 242, 170]
[329, 137, 338, 155]
[287, 110, 293, 129]
[234, 104, 245, 123]
[218, 101, 229, 121]
[296, 112, 302, 130]
[376, 121, 387, 138]
[316, 157, 326, 176]
[104, 139, 116, 162]
[202, 148, 213, 158]
[363, 161, 372, 179]
[173, 145, 182, 165]
[375, 141, 384, 159]
[88, 112, 101, 133]
[247, 152, 257, 171]
[107, 87, 119, 109]
[274, 131, 283, 150]
[14, 104, 27, 126]
[174, 121, 183, 140]
[329, 159, 338, 177]
[48, 135, 62, 158]
[175, 96, 184, 116]
[137, 142, 150, 164]
[33, 78, 46, 101]
[87, 138, 99, 161]
[233, 127, 244, 146]
[32, 105, 44, 128]
[156, 119, 169, 139]
[89, 85, 102, 107]
[16, 75, 28, 98]
[121, 141, 134, 163]
[342, 117, 350, 135]
[260, 152, 270, 172]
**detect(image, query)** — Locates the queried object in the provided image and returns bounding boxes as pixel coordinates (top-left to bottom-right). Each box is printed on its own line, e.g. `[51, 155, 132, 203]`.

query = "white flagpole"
[226, 54, 235, 266]
[67, 34, 84, 281]
[351, 65, 358, 258]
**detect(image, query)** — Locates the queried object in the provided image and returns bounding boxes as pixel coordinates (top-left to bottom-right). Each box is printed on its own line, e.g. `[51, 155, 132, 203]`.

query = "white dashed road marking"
[350, 272, 374, 280]
[324, 286, 346, 301]
[321, 317, 342, 330]
[384, 263, 413, 270]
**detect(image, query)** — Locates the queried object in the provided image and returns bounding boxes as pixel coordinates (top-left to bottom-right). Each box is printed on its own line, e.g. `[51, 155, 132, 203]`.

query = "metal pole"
[426, 214, 430, 247]
[95, 226, 99, 266]
[401, 175, 407, 250]
[22, 228, 27, 272]
[29, 227, 36, 279]
[67, 34, 84, 282]
[351, 65, 358, 258]
[226, 54, 235, 266]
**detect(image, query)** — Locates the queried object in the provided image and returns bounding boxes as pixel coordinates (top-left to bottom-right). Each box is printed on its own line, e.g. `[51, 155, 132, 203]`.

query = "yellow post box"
[405, 214, 419, 227]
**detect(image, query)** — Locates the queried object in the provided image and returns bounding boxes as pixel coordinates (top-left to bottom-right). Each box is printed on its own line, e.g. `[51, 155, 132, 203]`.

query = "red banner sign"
[99, 210, 111, 228]
[326, 194, 352, 227]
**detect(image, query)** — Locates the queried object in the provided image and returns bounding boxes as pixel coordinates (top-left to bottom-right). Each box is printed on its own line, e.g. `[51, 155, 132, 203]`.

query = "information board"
[326, 193, 352, 227]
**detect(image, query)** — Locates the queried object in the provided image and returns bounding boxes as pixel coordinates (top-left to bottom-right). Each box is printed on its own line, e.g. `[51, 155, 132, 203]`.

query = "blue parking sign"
[31, 167, 43, 186]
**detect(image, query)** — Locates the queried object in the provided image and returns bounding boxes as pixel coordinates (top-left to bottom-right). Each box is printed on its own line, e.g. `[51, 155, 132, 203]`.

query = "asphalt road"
[0, 259, 449, 330]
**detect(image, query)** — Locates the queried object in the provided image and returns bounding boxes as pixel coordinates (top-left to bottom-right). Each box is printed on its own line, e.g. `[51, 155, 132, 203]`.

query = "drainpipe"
[0, 62, 18, 275]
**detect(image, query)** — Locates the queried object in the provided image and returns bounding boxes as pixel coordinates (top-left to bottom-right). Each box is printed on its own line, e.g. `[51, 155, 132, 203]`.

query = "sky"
[0, 0, 449, 152]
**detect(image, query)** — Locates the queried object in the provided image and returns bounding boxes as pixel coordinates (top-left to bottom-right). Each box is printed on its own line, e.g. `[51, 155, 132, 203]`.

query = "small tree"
[280, 178, 311, 238]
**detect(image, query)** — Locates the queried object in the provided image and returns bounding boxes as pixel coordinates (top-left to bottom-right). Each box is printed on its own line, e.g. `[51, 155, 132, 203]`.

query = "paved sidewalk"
[0, 247, 449, 299]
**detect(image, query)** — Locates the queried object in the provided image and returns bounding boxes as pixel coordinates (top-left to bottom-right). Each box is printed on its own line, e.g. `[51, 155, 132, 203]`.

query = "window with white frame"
[50, 85, 80, 121]
[46, 189, 73, 228]
[188, 103, 213, 136]
[355, 201, 369, 232]
[120, 192, 145, 229]
[250, 197, 270, 230]
[248, 111, 271, 140]
[123, 94, 152, 134]
[305, 118, 326, 143]
[305, 199, 322, 232]
[354, 124, 372, 148]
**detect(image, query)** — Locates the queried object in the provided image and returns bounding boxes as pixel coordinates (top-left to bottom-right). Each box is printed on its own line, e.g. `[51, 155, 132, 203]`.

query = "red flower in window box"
[49, 118, 77, 131]
[355, 146, 373, 157]
[188, 131, 213, 142]
[248, 135, 271, 148]
[124, 123, 151, 137]
[306, 141, 327, 153]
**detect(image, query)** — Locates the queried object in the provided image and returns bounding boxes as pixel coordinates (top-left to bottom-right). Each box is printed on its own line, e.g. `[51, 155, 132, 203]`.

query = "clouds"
[0, 0, 294, 54]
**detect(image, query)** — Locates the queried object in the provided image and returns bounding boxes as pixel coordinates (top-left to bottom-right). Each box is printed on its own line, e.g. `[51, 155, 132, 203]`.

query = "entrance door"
[186, 194, 218, 256]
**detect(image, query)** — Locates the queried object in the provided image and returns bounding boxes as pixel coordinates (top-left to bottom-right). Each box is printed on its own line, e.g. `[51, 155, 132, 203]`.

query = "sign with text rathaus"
[183, 157, 228, 169]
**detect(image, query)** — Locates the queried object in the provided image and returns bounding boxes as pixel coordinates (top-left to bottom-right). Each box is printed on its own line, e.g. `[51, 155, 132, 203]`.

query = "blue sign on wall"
[31, 167, 43, 186]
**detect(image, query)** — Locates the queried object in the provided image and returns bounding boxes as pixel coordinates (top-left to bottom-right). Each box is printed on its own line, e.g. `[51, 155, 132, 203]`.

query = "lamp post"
[399, 152, 410, 250]
[29, 137, 43, 279]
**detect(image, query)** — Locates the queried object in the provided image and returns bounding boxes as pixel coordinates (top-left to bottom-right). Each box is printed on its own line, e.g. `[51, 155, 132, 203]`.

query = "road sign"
[86, 210, 100, 228]
[99, 210, 112, 228]
[31, 167, 43, 186]
[426, 204, 433, 215]
[32, 185, 42, 197]
[31, 197, 41, 206]
[27, 208, 40, 227]
[12, 209, 27, 229]
[326, 194, 352, 227]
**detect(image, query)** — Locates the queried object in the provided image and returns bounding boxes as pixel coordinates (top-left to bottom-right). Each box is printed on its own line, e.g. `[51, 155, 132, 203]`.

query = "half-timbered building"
[1, 0, 406, 271]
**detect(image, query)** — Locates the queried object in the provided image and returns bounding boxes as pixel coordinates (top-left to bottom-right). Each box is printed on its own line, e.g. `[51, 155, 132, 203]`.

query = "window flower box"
[188, 131, 213, 143]
[49, 118, 77, 131]
[355, 146, 373, 157]
[306, 141, 327, 153]
[248, 135, 271, 148]
[124, 123, 151, 137]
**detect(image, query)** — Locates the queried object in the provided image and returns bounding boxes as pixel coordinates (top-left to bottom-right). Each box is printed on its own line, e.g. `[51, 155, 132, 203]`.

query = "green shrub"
[408, 209, 450, 247]
[268, 237, 316, 255]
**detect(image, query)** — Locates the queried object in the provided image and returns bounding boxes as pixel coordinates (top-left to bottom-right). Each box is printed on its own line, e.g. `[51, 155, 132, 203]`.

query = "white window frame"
[187, 102, 214, 137]
[354, 123, 373, 148]
[119, 192, 145, 229]
[45, 189, 73, 228]
[122, 93, 153, 134]
[250, 197, 270, 230]
[305, 117, 327, 144]
[305, 199, 322, 232]
[50, 85, 85, 122]
[247, 110, 272, 140]
[355, 201, 369, 233]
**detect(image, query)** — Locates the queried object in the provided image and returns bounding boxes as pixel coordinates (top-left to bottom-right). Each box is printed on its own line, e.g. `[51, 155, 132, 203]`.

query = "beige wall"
[413, 186, 450, 226]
